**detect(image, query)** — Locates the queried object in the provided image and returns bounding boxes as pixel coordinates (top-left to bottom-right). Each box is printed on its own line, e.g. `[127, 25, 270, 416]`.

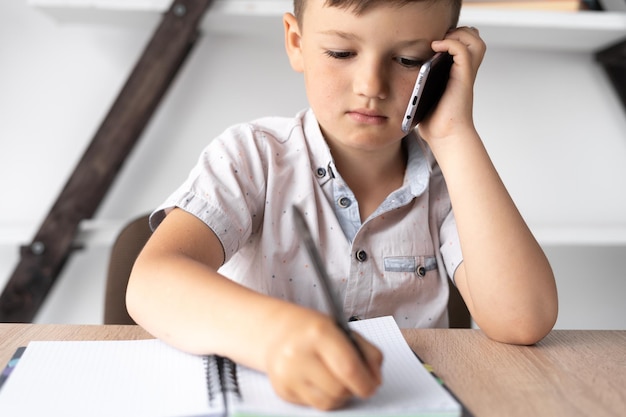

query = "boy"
[127, 0, 558, 411]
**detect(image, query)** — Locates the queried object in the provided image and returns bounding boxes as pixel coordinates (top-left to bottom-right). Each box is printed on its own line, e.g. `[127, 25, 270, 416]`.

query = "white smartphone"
[401, 52, 454, 133]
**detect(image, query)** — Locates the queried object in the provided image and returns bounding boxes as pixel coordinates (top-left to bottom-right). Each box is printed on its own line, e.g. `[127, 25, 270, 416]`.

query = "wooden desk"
[1, 324, 624, 417]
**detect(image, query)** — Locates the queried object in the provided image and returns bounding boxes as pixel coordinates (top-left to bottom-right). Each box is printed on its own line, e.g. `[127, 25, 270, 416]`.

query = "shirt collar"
[404, 132, 431, 198]
[302, 108, 431, 197]
[302, 109, 335, 186]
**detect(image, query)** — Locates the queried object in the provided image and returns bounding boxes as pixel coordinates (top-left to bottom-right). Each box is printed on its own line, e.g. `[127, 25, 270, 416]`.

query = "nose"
[353, 59, 388, 100]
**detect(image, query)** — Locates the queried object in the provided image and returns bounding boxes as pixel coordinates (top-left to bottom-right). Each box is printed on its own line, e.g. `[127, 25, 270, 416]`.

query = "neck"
[331, 141, 407, 221]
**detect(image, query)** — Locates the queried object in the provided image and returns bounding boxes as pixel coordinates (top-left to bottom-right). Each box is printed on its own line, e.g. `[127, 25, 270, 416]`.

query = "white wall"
[1, 1, 625, 328]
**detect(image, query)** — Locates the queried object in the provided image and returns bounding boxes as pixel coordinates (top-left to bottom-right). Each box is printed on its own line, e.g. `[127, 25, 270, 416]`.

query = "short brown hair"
[293, 0, 462, 29]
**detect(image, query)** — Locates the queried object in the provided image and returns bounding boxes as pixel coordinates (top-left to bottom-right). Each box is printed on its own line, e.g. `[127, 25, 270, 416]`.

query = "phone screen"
[401, 52, 453, 133]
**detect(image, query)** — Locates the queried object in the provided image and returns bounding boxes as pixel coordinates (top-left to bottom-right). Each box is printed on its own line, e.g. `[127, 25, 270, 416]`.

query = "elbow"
[124, 273, 140, 324]
[479, 299, 558, 346]
[489, 319, 554, 346]
[481, 302, 559, 346]
[124, 260, 150, 326]
[124, 280, 140, 323]
[482, 271, 559, 346]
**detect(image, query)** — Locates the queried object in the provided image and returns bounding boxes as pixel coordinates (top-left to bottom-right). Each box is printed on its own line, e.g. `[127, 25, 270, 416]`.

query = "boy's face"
[285, 0, 453, 151]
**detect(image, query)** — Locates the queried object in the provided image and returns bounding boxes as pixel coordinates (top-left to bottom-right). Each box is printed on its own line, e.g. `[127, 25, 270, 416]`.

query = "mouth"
[347, 109, 388, 125]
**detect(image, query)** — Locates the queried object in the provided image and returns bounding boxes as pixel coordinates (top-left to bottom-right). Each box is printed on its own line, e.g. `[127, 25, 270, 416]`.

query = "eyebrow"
[318, 29, 360, 41]
[317, 29, 430, 48]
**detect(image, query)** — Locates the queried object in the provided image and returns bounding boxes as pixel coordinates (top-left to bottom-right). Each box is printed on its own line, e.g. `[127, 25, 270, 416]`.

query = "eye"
[396, 57, 423, 68]
[325, 50, 355, 59]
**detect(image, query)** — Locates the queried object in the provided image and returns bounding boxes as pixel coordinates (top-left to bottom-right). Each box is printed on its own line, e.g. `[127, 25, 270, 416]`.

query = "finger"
[319, 330, 383, 399]
[277, 382, 349, 411]
[442, 27, 486, 66]
[457, 25, 480, 36]
[431, 38, 484, 85]
[273, 359, 352, 411]
[264, 320, 363, 410]
[448, 25, 482, 42]
[352, 332, 384, 384]
[300, 370, 353, 410]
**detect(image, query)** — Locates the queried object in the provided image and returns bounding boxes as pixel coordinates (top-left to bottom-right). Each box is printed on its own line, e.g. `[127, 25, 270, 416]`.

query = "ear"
[283, 13, 304, 73]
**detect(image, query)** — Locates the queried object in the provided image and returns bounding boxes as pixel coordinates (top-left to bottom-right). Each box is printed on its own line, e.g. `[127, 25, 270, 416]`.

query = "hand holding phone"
[401, 52, 453, 133]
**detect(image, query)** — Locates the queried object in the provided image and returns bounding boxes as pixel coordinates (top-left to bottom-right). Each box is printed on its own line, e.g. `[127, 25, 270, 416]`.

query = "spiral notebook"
[0, 316, 461, 417]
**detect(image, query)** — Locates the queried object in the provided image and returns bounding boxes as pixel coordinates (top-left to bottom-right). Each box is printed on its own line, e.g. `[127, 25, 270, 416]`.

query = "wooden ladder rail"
[596, 37, 626, 115]
[0, 0, 214, 322]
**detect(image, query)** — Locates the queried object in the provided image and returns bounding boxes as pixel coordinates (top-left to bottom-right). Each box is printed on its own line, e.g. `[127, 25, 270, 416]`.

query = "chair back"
[104, 214, 152, 324]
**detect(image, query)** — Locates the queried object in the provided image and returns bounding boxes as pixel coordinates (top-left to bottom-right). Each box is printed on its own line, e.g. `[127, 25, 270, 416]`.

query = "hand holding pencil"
[262, 206, 383, 410]
[261, 305, 383, 411]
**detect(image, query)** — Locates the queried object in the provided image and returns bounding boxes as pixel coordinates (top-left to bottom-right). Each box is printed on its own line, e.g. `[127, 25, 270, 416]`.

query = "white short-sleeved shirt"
[151, 109, 463, 328]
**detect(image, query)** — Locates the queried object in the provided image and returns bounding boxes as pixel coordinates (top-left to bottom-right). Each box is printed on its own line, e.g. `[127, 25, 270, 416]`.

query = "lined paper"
[0, 339, 217, 417]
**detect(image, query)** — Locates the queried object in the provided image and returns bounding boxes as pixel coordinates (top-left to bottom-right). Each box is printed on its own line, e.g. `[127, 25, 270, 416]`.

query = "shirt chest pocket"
[383, 256, 438, 278]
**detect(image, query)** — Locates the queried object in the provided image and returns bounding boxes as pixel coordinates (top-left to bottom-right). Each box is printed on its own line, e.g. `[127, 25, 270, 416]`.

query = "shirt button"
[416, 265, 426, 277]
[355, 250, 368, 262]
[316, 167, 326, 178]
[338, 197, 352, 208]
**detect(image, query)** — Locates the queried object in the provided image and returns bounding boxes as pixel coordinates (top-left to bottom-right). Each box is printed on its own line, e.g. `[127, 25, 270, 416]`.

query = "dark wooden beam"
[0, 0, 214, 322]
[596, 37, 626, 115]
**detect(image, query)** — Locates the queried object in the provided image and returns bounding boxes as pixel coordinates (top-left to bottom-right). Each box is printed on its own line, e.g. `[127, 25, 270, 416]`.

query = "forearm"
[430, 132, 558, 344]
[127, 252, 291, 370]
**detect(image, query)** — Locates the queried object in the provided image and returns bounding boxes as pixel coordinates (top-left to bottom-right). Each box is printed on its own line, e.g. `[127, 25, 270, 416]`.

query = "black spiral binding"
[203, 355, 222, 407]
[217, 356, 242, 401]
[203, 355, 242, 410]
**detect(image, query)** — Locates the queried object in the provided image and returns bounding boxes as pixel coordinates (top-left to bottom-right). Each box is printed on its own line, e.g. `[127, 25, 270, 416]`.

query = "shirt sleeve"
[439, 209, 463, 285]
[149, 123, 268, 261]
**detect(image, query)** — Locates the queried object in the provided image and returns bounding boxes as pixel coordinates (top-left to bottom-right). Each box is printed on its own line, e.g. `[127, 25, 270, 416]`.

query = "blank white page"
[0, 339, 219, 417]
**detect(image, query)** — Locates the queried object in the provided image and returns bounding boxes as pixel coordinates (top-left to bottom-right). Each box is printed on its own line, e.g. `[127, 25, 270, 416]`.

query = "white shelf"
[0, 221, 127, 248]
[2, 222, 626, 248]
[29, 0, 626, 51]
[28, 0, 290, 15]
[459, 9, 626, 51]
[532, 226, 626, 246]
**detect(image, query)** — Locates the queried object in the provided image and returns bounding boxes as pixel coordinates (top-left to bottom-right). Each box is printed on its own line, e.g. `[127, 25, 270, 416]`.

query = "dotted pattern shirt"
[150, 109, 463, 328]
